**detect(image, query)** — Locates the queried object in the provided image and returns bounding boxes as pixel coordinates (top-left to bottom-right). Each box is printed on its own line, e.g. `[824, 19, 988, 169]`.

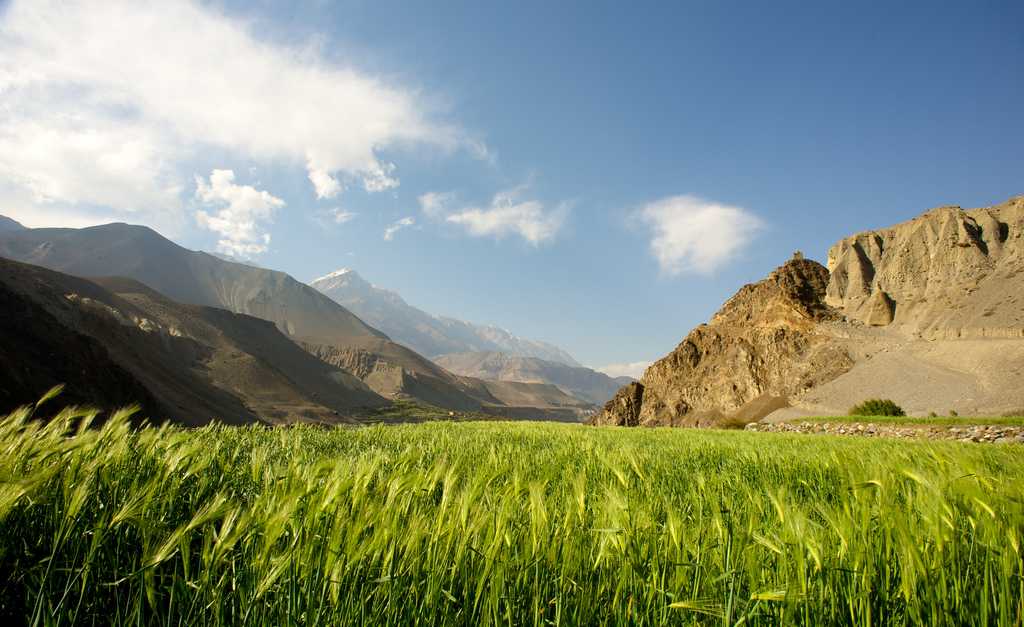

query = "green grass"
[363, 398, 499, 423]
[790, 415, 1024, 426]
[2, 403, 1023, 625]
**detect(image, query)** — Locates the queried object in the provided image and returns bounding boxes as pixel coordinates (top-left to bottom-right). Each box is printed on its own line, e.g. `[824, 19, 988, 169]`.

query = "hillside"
[592, 196, 1024, 426]
[0, 216, 25, 232]
[434, 351, 632, 405]
[0, 223, 384, 342]
[311, 269, 580, 365]
[0, 223, 589, 417]
[0, 258, 388, 425]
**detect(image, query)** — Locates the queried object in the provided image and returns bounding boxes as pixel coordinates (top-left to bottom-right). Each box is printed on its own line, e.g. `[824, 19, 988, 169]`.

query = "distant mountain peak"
[313, 267, 581, 366]
[0, 215, 27, 232]
[312, 268, 355, 284]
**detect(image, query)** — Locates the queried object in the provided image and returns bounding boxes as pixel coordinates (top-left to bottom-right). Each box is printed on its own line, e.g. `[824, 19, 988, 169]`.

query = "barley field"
[1, 402, 1022, 625]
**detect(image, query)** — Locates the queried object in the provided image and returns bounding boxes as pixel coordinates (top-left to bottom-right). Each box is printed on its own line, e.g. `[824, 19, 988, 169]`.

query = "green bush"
[848, 398, 905, 417]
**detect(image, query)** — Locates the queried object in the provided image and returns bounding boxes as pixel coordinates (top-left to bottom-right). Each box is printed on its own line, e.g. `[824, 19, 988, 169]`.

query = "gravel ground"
[745, 420, 1024, 444]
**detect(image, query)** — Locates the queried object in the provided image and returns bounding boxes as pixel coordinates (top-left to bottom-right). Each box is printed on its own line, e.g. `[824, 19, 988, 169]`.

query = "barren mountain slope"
[827, 196, 1024, 338]
[311, 269, 580, 365]
[0, 223, 496, 410]
[0, 258, 388, 425]
[0, 223, 385, 342]
[0, 216, 24, 232]
[434, 351, 629, 405]
[592, 196, 1024, 427]
[592, 257, 853, 426]
[303, 338, 593, 420]
[0, 220, 600, 416]
[0, 274, 160, 418]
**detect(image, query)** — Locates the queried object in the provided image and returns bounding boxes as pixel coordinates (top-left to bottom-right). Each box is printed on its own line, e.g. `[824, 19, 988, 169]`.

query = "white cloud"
[361, 161, 399, 192]
[308, 165, 343, 200]
[328, 208, 357, 224]
[418, 191, 454, 218]
[438, 186, 568, 245]
[383, 216, 415, 241]
[195, 169, 284, 257]
[0, 0, 472, 227]
[595, 361, 651, 380]
[639, 195, 763, 275]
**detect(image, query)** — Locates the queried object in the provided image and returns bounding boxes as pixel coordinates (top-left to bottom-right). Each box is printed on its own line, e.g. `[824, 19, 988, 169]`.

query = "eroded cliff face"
[592, 196, 1024, 428]
[827, 196, 1024, 338]
[591, 258, 853, 427]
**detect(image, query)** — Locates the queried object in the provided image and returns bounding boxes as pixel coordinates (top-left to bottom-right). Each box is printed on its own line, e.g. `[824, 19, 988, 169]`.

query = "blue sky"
[1, 0, 1021, 375]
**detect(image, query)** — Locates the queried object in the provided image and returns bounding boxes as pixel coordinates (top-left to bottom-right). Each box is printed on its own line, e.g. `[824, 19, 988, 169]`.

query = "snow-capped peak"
[311, 268, 353, 284]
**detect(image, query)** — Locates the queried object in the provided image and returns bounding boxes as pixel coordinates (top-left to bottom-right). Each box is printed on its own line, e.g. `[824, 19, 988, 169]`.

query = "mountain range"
[5, 194, 1021, 428]
[433, 352, 633, 406]
[592, 196, 1024, 427]
[309, 268, 634, 404]
[0, 256, 386, 425]
[310, 269, 580, 365]
[0, 222, 595, 421]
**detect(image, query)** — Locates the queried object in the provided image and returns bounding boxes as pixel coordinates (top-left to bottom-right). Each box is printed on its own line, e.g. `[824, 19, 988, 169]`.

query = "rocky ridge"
[592, 257, 853, 426]
[311, 268, 580, 366]
[592, 196, 1024, 427]
[433, 351, 631, 405]
[827, 196, 1024, 338]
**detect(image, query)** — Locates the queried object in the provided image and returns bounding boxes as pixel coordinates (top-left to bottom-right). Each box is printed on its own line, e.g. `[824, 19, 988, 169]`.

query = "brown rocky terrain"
[827, 196, 1024, 338]
[305, 340, 594, 420]
[0, 258, 388, 425]
[746, 420, 1024, 444]
[0, 275, 160, 419]
[433, 351, 631, 405]
[591, 257, 853, 426]
[592, 196, 1024, 427]
[0, 222, 588, 418]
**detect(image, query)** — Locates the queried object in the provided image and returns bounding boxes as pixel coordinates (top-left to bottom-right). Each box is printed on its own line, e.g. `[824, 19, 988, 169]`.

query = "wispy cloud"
[421, 185, 568, 245]
[639, 195, 763, 275]
[595, 361, 651, 380]
[0, 0, 477, 231]
[328, 208, 357, 224]
[383, 216, 415, 241]
[195, 169, 284, 257]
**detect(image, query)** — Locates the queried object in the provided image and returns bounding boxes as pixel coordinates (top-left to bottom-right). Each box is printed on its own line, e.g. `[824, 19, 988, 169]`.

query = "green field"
[2, 404, 1023, 625]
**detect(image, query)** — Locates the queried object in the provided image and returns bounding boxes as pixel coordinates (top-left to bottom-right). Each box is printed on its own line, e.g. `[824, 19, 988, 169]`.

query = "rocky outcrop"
[827, 196, 1024, 337]
[593, 257, 854, 427]
[589, 381, 644, 426]
[593, 196, 1024, 428]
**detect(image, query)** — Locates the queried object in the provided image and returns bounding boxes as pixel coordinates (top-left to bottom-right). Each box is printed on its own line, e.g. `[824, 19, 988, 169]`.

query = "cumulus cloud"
[639, 195, 763, 275]
[383, 216, 415, 241]
[595, 361, 651, 380]
[195, 169, 284, 257]
[0, 0, 471, 227]
[425, 186, 567, 245]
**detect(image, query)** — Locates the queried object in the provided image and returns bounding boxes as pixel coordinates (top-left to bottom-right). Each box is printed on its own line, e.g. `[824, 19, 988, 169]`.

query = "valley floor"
[2, 407, 1022, 625]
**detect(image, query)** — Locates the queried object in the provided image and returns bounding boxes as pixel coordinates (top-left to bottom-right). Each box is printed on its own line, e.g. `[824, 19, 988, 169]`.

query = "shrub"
[949, 409, 959, 417]
[849, 399, 905, 417]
